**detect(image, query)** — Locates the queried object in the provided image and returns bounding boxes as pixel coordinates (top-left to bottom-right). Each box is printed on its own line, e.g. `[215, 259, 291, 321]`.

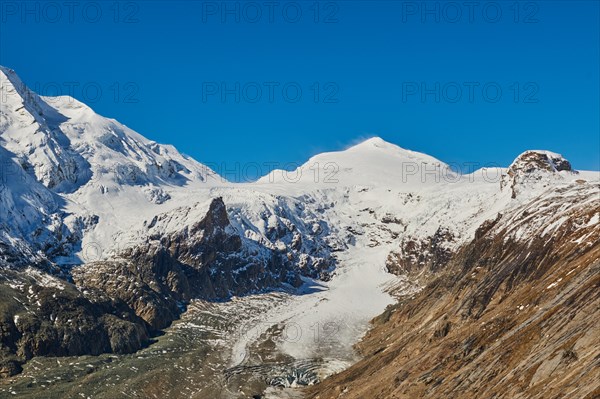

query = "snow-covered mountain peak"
[508, 150, 574, 174]
[346, 136, 406, 152]
[0, 66, 61, 122]
[260, 137, 449, 188]
[501, 150, 580, 199]
[2, 65, 597, 280]
[0, 66, 27, 97]
[1, 66, 46, 127]
[0, 66, 219, 193]
[347, 136, 391, 149]
[1, 66, 97, 121]
[0, 67, 224, 265]
[345, 136, 447, 166]
[1, 67, 90, 192]
[41, 94, 94, 116]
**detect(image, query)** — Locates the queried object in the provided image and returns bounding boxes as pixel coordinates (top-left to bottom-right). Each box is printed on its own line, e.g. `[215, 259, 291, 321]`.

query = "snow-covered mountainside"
[0, 65, 218, 267]
[259, 136, 453, 187]
[3, 65, 594, 273]
[0, 66, 598, 393]
[0, 66, 214, 192]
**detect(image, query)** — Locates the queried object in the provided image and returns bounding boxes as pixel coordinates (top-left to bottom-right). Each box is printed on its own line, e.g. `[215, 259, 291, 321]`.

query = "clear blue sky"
[1, 0, 599, 178]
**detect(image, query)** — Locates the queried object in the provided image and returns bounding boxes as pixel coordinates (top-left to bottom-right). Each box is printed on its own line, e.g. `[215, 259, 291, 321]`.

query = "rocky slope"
[0, 267, 150, 378]
[306, 182, 599, 399]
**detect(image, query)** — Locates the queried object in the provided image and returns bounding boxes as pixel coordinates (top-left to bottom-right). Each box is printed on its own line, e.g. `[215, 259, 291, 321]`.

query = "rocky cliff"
[307, 182, 599, 399]
[0, 268, 150, 378]
[72, 197, 331, 330]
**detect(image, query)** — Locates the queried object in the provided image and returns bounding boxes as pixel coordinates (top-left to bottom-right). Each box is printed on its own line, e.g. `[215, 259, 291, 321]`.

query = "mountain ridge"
[1, 67, 598, 398]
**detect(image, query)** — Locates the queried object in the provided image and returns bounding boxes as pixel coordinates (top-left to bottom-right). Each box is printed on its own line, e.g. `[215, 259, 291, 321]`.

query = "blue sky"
[1, 0, 599, 178]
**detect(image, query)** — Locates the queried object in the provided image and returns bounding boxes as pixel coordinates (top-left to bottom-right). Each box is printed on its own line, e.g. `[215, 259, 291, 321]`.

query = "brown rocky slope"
[307, 182, 599, 399]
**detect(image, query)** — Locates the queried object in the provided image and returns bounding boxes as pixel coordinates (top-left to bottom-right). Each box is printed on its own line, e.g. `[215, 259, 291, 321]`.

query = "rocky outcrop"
[0, 269, 150, 377]
[73, 259, 184, 331]
[73, 197, 330, 331]
[307, 183, 600, 399]
[385, 227, 455, 280]
[501, 150, 577, 198]
[508, 150, 573, 174]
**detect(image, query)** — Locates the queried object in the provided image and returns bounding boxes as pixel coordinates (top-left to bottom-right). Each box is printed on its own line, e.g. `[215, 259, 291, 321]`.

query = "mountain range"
[0, 66, 598, 398]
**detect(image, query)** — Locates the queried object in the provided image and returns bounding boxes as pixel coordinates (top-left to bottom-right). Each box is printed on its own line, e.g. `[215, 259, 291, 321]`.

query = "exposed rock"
[143, 186, 171, 204]
[73, 259, 183, 331]
[386, 227, 455, 279]
[1, 193, 337, 378]
[510, 150, 572, 174]
[0, 269, 150, 375]
[72, 197, 327, 331]
[307, 183, 600, 399]
[502, 150, 577, 198]
[0, 358, 22, 378]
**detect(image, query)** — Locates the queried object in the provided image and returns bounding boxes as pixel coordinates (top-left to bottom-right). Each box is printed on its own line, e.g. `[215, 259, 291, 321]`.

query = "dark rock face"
[508, 151, 572, 174]
[0, 270, 150, 376]
[502, 151, 577, 198]
[73, 260, 184, 331]
[0, 358, 22, 378]
[386, 227, 455, 278]
[72, 197, 320, 331]
[307, 184, 600, 399]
